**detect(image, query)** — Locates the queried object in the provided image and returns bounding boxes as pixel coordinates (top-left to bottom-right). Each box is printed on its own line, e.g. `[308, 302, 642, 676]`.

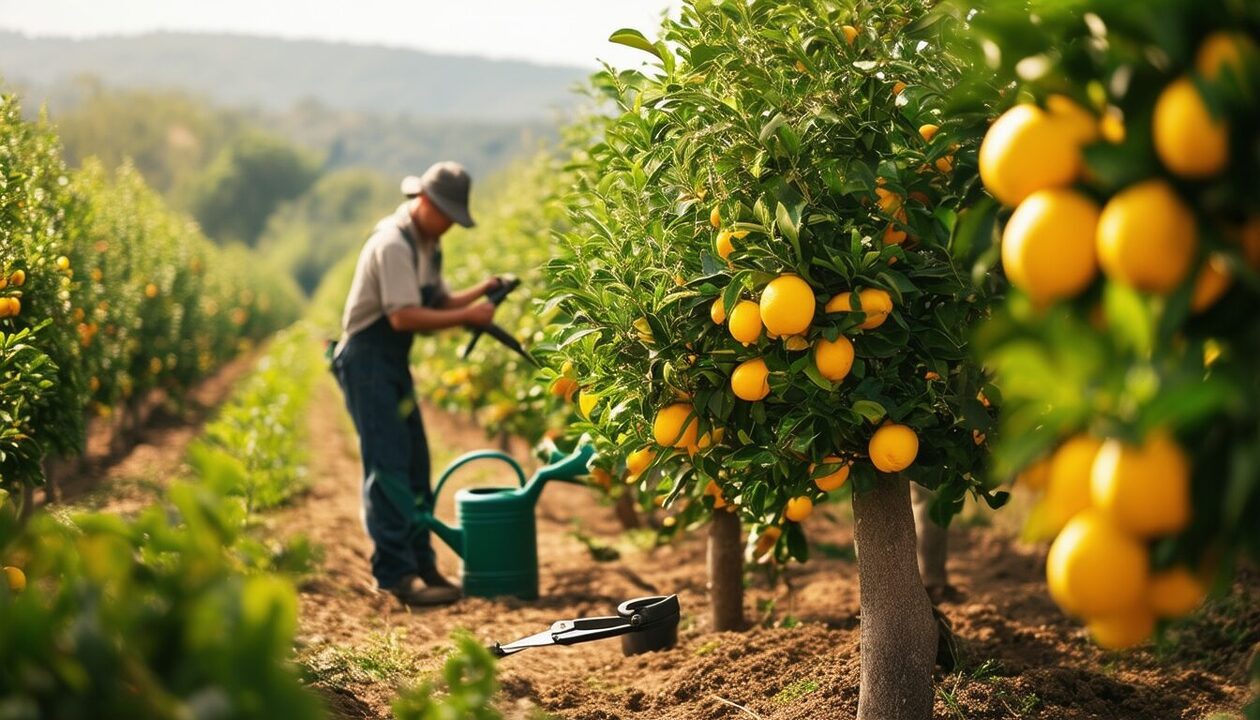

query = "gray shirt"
[338, 201, 448, 348]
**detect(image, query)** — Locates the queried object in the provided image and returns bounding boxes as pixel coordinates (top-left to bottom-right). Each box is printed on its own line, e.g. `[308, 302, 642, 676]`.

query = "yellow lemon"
[590, 468, 613, 489]
[8, 270, 24, 287]
[716, 230, 735, 260]
[918, 123, 939, 142]
[653, 403, 699, 448]
[626, 447, 657, 477]
[696, 427, 725, 450]
[550, 376, 579, 402]
[812, 457, 851, 491]
[1191, 254, 1231, 313]
[979, 103, 1082, 207]
[883, 224, 907, 245]
[1046, 510, 1148, 617]
[1017, 456, 1052, 492]
[783, 334, 810, 351]
[731, 358, 771, 401]
[869, 423, 919, 473]
[1087, 606, 1155, 650]
[826, 288, 893, 330]
[56, 256, 70, 271]
[813, 336, 855, 382]
[710, 298, 727, 324]
[1153, 76, 1229, 179]
[3, 566, 24, 593]
[760, 275, 815, 337]
[1001, 188, 1100, 304]
[842, 25, 859, 44]
[1045, 94, 1099, 144]
[785, 496, 814, 522]
[728, 300, 763, 345]
[1148, 567, 1207, 618]
[1099, 106, 1126, 144]
[710, 205, 722, 228]
[7, 298, 20, 317]
[1091, 432, 1190, 538]
[1043, 435, 1103, 533]
[1196, 31, 1256, 80]
[578, 390, 599, 419]
[875, 187, 904, 215]
[753, 526, 782, 558]
[1097, 179, 1198, 294]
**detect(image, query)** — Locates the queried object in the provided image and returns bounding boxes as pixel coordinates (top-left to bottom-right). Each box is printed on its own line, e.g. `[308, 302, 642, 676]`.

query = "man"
[332, 161, 499, 606]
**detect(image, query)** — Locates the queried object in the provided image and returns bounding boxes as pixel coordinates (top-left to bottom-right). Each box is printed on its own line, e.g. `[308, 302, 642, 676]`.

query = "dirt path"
[55, 349, 262, 514]
[290, 376, 1258, 720]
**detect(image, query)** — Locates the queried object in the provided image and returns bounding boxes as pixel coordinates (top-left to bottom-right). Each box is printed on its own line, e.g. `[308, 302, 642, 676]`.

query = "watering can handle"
[430, 450, 528, 507]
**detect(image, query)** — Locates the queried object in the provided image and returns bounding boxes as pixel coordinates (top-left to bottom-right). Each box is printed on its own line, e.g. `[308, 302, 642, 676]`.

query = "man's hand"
[483, 276, 504, 296]
[463, 301, 497, 328]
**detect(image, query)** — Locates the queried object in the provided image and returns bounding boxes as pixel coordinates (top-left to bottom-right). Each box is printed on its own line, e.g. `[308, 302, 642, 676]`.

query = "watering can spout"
[522, 442, 596, 505]
[419, 510, 465, 557]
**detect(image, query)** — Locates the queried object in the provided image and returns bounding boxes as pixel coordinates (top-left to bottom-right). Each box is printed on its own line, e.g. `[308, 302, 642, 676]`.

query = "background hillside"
[0, 30, 586, 121]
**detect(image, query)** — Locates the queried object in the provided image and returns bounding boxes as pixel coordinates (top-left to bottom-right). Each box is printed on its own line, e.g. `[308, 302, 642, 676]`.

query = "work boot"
[383, 574, 461, 606]
[418, 568, 459, 589]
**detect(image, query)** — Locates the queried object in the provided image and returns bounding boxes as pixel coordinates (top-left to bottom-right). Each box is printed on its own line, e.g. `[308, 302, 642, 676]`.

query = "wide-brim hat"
[400, 161, 475, 228]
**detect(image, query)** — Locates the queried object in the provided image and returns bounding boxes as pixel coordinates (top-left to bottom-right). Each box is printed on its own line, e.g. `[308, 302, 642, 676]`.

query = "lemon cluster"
[0, 268, 27, 319]
[981, 32, 1255, 309]
[1020, 432, 1203, 649]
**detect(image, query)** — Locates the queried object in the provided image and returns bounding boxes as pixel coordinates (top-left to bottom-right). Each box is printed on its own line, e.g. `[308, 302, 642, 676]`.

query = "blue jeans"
[333, 329, 437, 588]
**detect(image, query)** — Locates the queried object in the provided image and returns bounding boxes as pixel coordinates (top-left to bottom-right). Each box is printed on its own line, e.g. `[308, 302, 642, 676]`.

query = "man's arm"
[388, 301, 496, 333]
[441, 277, 501, 309]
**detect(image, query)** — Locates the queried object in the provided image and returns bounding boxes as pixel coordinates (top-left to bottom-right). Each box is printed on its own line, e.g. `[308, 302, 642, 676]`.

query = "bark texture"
[853, 474, 938, 720]
[911, 482, 949, 595]
[707, 508, 744, 631]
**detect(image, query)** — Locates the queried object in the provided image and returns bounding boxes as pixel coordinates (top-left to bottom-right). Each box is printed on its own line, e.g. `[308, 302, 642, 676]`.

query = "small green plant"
[393, 632, 502, 720]
[773, 678, 820, 705]
[188, 323, 320, 513]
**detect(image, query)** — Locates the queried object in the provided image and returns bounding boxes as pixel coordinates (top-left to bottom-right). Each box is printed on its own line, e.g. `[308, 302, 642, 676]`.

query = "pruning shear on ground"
[462, 274, 539, 366]
[489, 595, 680, 658]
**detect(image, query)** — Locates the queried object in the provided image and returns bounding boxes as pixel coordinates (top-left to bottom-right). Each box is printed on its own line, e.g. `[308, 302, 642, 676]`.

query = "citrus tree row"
[0, 91, 303, 498]
[541, 2, 1000, 718]
[0, 324, 327, 718]
[955, 0, 1260, 657]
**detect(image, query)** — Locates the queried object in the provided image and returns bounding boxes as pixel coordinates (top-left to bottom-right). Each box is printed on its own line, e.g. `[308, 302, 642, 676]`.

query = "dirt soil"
[289, 374, 1259, 720]
[55, 348, 262, 514]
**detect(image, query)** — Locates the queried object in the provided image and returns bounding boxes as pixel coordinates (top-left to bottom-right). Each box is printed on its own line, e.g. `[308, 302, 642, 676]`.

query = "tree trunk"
[613, 492, 641, 530]
[911, 482, 949, 597]
[853, 474, 937, 720]
[707, 509, 744, 631]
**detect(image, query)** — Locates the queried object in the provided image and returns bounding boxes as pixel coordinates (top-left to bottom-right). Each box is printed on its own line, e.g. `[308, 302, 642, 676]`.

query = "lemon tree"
[0, 90, 302, 502]
[956, 0, 1260, 669]
[542, 2, 1001, 717]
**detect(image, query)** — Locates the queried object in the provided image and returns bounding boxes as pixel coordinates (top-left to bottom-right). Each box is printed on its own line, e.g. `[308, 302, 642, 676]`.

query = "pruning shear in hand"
[462, 274, 538, 366]
[489, 595, 680, 658]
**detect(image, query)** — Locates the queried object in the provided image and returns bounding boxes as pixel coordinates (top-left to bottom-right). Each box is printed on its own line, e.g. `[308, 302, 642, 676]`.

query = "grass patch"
[302, 630, 420, 688]
[773, 678, 819, 705]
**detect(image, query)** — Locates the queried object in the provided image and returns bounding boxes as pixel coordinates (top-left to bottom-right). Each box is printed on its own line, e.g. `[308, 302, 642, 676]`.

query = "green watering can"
[417, 442, 595, 600]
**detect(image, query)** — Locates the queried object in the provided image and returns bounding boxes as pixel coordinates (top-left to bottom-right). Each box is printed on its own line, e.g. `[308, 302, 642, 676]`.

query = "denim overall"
[333, 245, 444, 589]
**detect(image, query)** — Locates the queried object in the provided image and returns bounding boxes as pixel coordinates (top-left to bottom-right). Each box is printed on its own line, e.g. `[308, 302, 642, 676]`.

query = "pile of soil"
[290, 376, 1257, 720]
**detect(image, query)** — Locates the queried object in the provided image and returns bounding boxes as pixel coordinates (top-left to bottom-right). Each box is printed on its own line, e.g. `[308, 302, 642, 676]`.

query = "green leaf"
[1103, 282, 1153, 356]
[608, 29, 662, 59]
[851, 400, 887, 423]
[776, 201, 800, 244]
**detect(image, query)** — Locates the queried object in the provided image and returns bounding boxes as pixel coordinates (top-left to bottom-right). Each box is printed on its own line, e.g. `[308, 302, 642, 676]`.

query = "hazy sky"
[0, 0, 680, 68]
